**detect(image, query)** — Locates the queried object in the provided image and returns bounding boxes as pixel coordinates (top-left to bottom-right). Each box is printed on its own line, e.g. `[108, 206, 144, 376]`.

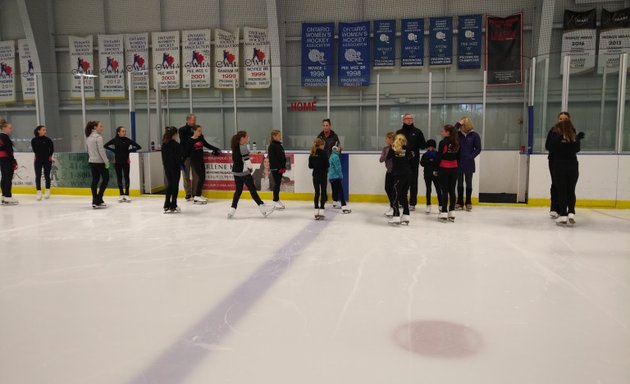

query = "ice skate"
[332, 201, 341, 209]
[185, 195, 193, 202]
[465, 204, 472, 212]
[400, 214, 410, 225]
[44, 190, 50, 199]
[384, 207, 393, 217]
[227, 207, 236, 219]
[170, 206, 181, 213]
[259, 204, 275, 217]
[193, 196, 208, 205]
[273, 201, 285, 210]
[163, 207, 171, 214]
[425, 205, 431, 214]
[388, 216, 401, 226]
[556, 216, 568, 226]
[341, 205, 351, 214]
[92, 202, 107, 209]
[2, 196, 19, 205]
[409, 205, 415, 211]
[455, 204, 464, 211]
[568, 213, 576, 226]
[118, 195, 125, 203]
[448, 211, 455, 222]
[124, 195, 131, 203]
[438, 212, 448, 222]
[549, 211, 559, 219]
[36, 191, 42, 201]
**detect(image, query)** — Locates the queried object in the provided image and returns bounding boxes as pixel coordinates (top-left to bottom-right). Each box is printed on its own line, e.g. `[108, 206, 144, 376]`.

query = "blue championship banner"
[429, 17, 453, 66]
[374, 20, 396, 68]
[301, 23, 334, 87]
[338, 21, 370, 87]
[458, 15, 482, 69]
[401, 19, 424, 67]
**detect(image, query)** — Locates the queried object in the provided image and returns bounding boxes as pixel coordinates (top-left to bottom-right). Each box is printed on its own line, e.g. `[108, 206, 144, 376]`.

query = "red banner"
[203, 153, 295, 192]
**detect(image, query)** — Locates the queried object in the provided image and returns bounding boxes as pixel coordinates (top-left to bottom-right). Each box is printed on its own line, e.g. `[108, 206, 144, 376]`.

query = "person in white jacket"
[85, 121, 110, 208]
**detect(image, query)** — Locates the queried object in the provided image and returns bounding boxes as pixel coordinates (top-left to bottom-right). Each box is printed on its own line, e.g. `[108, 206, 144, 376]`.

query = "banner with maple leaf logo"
[152, 31, 180, 89]
[243, 27, 271, 89]
[69, 35, 95, 99]
[182, 29, 211, 89]
[214, 28, 240, 89]
[125, 33, 149, 91]
[0, 40, 16, 103]
[98, 34, 125, 98]
[17, 39, 35, 101]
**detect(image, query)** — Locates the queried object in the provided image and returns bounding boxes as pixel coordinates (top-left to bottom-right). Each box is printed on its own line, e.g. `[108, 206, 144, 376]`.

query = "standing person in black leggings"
[308, 138, 329, 220]
[436, 124, 460, 222]
[104, 126, 141, 202]
[267, 129, 286, 209]
[545, 111, 572, 219]
[228, 130, 275, 219]
[31, 125, 54, 201]
[387, 134, 411, 225]
[85, 121, 110, 208]
[185, 125, 220, 205]
[0, 119, 18, 205]
[161, 126, 182, 213]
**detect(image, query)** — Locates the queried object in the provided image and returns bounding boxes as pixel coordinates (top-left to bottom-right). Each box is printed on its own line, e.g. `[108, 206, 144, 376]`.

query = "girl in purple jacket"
[455, 117, 481, 211]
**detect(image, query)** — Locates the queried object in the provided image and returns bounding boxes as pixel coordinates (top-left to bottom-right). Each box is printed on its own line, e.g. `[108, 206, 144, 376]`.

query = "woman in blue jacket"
[455, 117, 481, 211]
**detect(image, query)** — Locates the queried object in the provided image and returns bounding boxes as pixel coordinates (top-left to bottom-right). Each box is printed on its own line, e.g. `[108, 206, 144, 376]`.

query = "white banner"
[0, 40, 16, 103]
[18, 39, 35, 101]
[243, 27, 271, 89]
[214, 28, 240, 89]
[182, 29, 211, 89]
[152, 31, 180, 89]
[598, 28, 630, 74]
[125, 33, 149, 90]
[98, 34, 125, 98]
[561, 29, 597, 74]
[69, 35, 95, 99]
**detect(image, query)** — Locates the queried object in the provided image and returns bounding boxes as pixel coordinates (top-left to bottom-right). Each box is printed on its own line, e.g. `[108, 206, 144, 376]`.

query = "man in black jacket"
[178, 113, 196, 201]
[396, 113, 426, 211]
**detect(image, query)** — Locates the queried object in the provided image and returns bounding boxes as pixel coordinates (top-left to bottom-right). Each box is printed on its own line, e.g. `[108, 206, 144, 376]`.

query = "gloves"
[576, 132, 585, 140]
[279, 168, 286, 174]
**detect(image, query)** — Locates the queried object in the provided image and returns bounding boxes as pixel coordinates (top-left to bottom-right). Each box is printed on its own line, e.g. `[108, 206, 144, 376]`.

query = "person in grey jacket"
[85, 121, 110, 208]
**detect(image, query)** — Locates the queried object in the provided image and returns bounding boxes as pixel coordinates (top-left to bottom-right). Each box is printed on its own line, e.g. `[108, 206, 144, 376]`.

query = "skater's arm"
[201, 136, 220, 152]
[96, 136, 110, 165]
[129, 139, 142, 152]
[103, 138, 116, 153]
[472, 132, 482, 158]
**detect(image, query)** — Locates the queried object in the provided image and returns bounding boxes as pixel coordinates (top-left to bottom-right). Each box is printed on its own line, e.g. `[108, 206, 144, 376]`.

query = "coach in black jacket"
[396, 113, 427, 210]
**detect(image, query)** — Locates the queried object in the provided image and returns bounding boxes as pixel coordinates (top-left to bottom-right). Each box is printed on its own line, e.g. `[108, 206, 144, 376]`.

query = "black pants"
[34, 160, 52, 190]
[330, 178, 346, 206]
[0, 158, 14, 197]
[191, 160, 205, 197]
[271, 170, 282, 202]
[114, 163, 130, 195]
[392, 174, 410, 217]
[232, 174, 263, 208]
[548, 159, 559, 213]
[89, 163, 109, 204]
[408, 163, 420, 206]
[552, 161, 579, 216]
[439, 168, 457, 213]
[164, 168, 180, 209]
[313, 176, 327, 209]
[456, 171, 473, 206]
[385, 172, 395, 207]
[424, 175, 442, 207]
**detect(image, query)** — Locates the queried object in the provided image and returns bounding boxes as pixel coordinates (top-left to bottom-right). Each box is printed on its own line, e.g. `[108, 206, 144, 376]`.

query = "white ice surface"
[1, 195, 629, 384]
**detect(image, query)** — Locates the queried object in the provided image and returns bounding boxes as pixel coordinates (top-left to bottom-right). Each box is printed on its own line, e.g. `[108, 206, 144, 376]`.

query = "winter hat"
[426, 139, 436, 148]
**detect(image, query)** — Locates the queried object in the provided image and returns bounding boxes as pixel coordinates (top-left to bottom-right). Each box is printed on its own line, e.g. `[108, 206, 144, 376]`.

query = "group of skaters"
[380, 113, 482, 225]
[0, 111, 583, 226]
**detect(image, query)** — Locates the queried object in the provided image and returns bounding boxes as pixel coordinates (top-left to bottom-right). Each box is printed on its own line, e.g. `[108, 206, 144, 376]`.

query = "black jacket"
[308, 148, 329, 178]
[0, 132, 15, 164]
[420, 150, 439, 178]
[546, 132, 581, 163]
[317, 130, 340, 154]
[388, 146, 412, 177]
[185, 135, 219, 164]
[161, 140, 183, 171]
[104, 136, 141, 164]
[396, 124, 426, 164]
[267, 140, 286, 170]
[436, 137, 460, 168]
[31, 136, 55, 162]
[178, 124, 195, 150]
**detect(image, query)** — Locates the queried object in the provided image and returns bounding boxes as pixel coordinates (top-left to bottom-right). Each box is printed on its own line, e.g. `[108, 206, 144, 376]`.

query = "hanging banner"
[203, 153, 295, 192]
[401, 19, 424, 67]
[182, 29, 211, 89]
[486, 14, 522, 85]
[0, 41, 16, 103]
[598, 8, 630, 74]
[125, 33, 149, 90]
[69, 35, 95, 99]
[151, 31, 180, 89]
[429, 17, 453, 66]
[301, 23, 334, 87]
[561, 9, 597, 75]
[98, 34, 125, 98]
[243, 27, 271, 89]
[338, 21, 370, 87]
[458, 15, 482, 69]
[18, 39, 35, 101]
[214, 28, 240, 89]
[374, 20, 396, 68]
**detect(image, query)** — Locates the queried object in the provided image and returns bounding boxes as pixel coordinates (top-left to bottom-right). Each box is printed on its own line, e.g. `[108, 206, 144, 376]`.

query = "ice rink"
[1, 195, 629, 384]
